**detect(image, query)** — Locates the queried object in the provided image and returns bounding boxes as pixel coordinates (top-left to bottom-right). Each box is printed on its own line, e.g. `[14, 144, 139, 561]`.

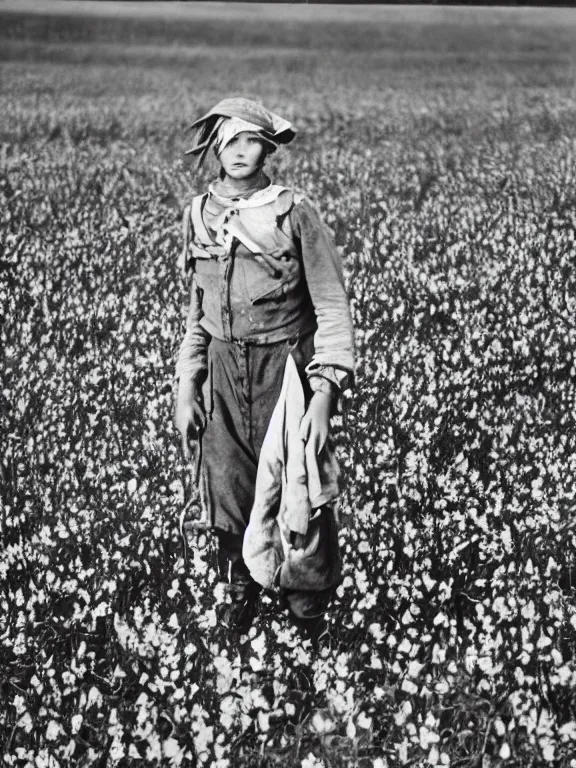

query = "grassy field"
[2, 2, 576, 767]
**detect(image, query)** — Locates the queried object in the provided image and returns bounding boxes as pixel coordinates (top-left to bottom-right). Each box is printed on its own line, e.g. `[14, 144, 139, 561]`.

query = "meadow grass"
[2, 3, 576, 767]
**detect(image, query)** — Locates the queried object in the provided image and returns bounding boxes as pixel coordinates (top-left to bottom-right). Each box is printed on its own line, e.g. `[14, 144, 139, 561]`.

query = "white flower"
[394, 700, 412, 726]
[419, 725, 439, 749]
[249, 656, 264, 672]
[311, 712, 335, 734]
[358, 711, 373, 730]
[163, 738, 181, 758]
[499, 742, 511, 759]
[401, 679, 418, 695]
[87, 686, 102, 708]
[397, 638, 412, 654]
[71, 714, 83, 734]
[540, 738, 555, 762]
[45, 720, 61, 741]
[257, 712, 270, 732]
[17, 713, 33, 733]
[301, 754, 325, 768]
[407, 660, 424, 678]
[13, 695, 26, 715]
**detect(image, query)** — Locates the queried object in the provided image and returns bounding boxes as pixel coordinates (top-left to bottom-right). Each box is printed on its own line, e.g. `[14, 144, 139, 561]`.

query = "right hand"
[175, 380, 206, 460]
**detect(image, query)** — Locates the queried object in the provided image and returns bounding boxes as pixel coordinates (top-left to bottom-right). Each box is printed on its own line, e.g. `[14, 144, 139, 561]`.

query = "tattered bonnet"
[185, 97, 296, 164]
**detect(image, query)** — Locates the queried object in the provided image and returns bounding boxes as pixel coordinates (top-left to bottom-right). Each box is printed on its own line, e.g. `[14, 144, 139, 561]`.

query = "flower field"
[2, 3, 576, 766]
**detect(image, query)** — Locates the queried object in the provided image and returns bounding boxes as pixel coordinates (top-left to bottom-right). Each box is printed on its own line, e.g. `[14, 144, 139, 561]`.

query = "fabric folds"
[242, 354, 341, 599]
[185, 97, 296, 163]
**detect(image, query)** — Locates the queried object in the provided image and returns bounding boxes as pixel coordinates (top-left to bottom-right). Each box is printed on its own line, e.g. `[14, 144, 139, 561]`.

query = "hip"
[202, 331, 315, 419]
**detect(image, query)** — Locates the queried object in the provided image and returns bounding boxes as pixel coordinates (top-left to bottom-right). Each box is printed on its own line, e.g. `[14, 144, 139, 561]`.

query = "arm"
[175, 274, 210, 385]
[175, 203, 210, 385]
[290, 197, 355, 394]
[174, 208, 211, 457]
[290, 198, 355, 453]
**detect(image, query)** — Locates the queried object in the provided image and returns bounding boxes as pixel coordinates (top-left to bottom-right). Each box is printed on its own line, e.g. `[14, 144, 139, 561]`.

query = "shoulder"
[183, 192, 210, 229]
[181, 188, 208, 210]
[272, 185, 316, 213]
[182, 191, 207, 216]
[275, 186, 312, 208]
[288, 193, 324, 228]
[261, 185, 311, 219]
[269, 189, 324, 239]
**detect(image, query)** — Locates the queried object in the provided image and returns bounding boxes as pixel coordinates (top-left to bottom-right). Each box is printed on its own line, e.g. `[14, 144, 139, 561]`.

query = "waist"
[201, 310, 317, 346]
[208, 327, 316, 349]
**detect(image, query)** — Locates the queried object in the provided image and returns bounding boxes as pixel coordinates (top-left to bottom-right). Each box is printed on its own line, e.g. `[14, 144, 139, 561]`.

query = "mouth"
[232, 163, 247, 168]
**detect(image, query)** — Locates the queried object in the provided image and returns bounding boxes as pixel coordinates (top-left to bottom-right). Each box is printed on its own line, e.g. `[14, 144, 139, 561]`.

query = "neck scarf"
[210, 170, 271, 201]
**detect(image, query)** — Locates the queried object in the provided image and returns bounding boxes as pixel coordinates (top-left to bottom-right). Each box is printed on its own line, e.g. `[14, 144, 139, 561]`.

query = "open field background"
[2, 2, 576, 766]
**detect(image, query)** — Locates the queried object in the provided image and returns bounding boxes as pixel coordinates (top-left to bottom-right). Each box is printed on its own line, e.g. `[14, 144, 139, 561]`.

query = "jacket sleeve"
[175, 276, 210, 383]
[175, 206, 211, 383]
[290, 197, 355, 391]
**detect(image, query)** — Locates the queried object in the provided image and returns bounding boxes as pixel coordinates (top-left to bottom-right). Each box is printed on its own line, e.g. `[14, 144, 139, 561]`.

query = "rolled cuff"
[307, 364, 352, 393]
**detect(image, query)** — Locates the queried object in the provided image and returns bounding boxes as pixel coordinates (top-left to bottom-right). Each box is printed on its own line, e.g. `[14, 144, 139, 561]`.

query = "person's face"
[218, 132, 267, 180]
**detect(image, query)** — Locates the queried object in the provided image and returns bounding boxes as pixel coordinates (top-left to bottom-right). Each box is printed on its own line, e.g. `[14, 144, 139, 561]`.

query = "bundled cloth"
[242, 354, 342, 618]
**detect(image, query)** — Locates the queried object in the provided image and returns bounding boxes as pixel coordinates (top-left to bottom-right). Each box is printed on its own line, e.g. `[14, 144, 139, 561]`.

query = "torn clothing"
[175, 177, 355, 393]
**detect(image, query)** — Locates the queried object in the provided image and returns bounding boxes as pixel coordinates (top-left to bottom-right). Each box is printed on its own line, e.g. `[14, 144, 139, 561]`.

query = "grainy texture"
[2, 3, 576, 767]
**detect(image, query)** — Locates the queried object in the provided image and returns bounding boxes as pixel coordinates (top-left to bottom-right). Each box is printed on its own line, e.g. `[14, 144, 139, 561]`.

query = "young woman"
[174, 97, 354, 631]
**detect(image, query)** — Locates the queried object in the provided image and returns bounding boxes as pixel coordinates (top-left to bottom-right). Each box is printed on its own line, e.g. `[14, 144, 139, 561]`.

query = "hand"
[299, 390, 332, 455]
[175, 379, 206, 460]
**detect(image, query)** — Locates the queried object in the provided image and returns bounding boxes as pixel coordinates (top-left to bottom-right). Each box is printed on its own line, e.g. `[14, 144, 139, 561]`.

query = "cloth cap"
[214, 116, 278, 156]
[185, 97, 296, 163]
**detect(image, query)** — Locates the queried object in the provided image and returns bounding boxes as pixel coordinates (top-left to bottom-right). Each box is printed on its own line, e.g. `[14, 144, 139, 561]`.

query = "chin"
[227, 167, 257, 180]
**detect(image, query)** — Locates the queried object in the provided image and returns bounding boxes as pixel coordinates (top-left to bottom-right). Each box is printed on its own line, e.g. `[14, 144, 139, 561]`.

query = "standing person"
[174, 97, 354, 633]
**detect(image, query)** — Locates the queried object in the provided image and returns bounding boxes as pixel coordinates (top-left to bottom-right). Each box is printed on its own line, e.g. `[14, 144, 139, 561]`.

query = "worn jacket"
[175, 178, 355, 392]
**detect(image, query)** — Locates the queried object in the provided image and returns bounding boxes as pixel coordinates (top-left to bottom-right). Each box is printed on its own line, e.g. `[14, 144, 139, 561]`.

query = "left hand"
[299, 390, 332, 455]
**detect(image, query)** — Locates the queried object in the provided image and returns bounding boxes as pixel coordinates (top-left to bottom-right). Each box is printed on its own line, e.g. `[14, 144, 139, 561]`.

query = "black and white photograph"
[2, 0, 576, 766]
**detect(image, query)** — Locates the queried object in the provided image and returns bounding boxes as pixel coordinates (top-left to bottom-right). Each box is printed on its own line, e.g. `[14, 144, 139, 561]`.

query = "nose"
[235, 139, 248, 157]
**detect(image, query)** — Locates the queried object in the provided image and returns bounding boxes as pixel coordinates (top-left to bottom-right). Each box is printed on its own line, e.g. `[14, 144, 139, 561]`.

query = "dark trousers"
[200, 332, 342, 615]
[202, 332, 315, 545]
